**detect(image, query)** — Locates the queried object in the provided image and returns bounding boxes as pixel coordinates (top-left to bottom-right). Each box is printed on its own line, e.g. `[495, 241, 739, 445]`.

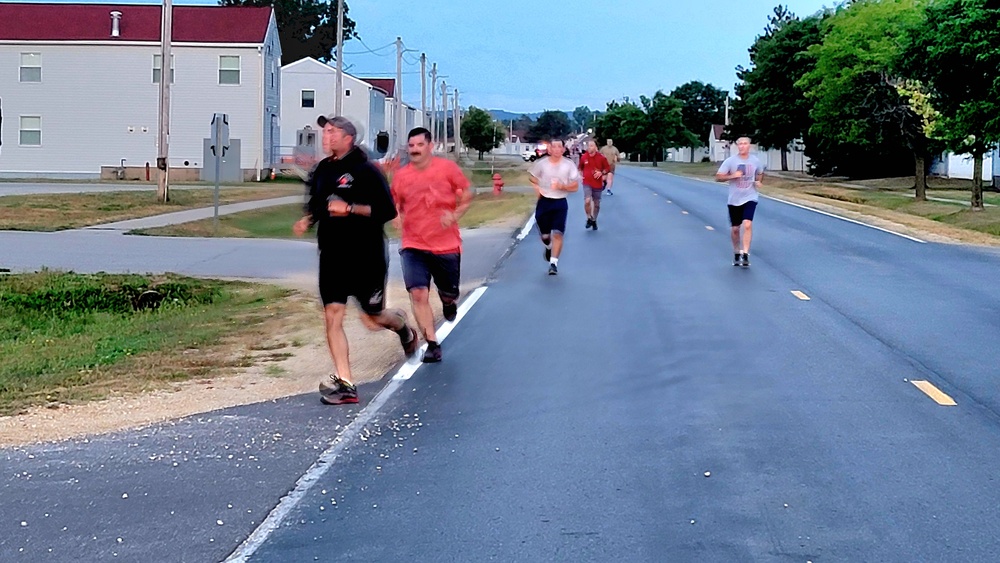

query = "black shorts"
[318, 248, 388, 315]
[728, 201, 758, 226]
[400, 248, 461, 300]
[535, 196, 568, 236]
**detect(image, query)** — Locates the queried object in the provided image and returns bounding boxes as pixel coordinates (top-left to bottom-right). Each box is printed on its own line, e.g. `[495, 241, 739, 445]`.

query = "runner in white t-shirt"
[529, 138, 580, 275]
[715, 137, 764, 267]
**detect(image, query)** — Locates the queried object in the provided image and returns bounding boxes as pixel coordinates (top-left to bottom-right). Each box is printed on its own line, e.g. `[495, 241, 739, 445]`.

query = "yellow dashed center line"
[911, 380, 957, 406]
[791, 290, 810, 300]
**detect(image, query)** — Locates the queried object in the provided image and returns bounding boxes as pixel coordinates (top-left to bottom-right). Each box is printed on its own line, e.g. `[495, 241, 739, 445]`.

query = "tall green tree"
[637, 92, 695, 166]
[595, 99, 645, 156]
[907, 0, 1000, 209]
[461, 107, 506, 160]
[798, 0, 933, 196]
[528, 110, 573, 142]
[795, 0, 926, 180]
[730, 8, 824, 171]
[572, 106, 595, 133]
[669, 81, 728, 162]
[220, 0, 356, 65]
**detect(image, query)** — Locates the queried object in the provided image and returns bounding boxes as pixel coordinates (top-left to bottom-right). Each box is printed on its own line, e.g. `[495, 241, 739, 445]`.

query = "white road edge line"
[651, 170, 927, 244]
[222, 286, 489, 563]
[764, 195, 926, 243]
[517, 214, 536, 241]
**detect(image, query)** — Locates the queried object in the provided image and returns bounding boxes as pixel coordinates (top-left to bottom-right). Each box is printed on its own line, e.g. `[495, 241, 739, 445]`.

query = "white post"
[334, 0, 344, 115]
[156, 0, 172, 202]
[394, 37, 403, 154]
[430, 63, 437, 147]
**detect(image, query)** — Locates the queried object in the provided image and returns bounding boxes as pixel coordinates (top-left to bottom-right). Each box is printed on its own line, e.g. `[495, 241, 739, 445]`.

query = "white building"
[0, 3, 280, 181]
[279, 57, 388, 160]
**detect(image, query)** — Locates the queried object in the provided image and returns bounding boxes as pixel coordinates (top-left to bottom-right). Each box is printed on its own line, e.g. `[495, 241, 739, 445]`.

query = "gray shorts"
[583, 187, 604, 201]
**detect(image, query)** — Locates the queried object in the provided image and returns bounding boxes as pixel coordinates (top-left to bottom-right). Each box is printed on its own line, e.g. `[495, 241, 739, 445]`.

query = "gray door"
[201, 138, 242, 182]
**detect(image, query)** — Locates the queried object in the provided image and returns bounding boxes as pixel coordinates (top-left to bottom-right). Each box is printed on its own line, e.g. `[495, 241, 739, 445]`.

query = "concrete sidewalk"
[82, 196, 302, 231]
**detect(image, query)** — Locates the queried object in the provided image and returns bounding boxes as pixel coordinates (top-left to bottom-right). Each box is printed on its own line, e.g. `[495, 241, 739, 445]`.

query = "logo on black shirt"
[337, 173, 354, 189]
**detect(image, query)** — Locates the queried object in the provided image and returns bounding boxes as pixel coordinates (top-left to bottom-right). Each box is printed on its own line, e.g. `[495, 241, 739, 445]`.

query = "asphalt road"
[5, 167, 1000, 561]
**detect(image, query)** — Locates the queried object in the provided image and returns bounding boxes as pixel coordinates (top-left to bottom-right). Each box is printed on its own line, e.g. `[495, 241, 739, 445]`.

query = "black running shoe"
[606, 190, 614, 195]
[585, 218, 593, 229]
[548, 263, 558, 275]
[592, 220, 598, 231]
[442, 301, 457, 322]
[422, 345, 442, 363]
[400, 326, 418, 356]
[741, 253, 750, 267]
[733, 253, 741, 266]
[319, 376, 359, 405]
[544, 247, 551, 262]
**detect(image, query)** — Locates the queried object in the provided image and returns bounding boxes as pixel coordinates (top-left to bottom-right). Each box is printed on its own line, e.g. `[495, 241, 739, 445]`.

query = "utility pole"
[394, 36, 403, 154]
[441, 80, 448, 154]
[453, 89, 460, 162]
[430, 63, 437, 147]
[334, 0, 344, 115]
[156, 0, 172, 202]
[420, 53, 426, 130]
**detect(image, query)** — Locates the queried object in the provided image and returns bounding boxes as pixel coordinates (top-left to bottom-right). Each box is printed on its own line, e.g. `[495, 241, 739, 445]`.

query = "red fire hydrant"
[492, 173, 504, 195]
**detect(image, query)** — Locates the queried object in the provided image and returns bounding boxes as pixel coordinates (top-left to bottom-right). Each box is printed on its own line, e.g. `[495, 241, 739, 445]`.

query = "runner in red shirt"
[391, 127, 472, 363]
[578, 140, 610, 230]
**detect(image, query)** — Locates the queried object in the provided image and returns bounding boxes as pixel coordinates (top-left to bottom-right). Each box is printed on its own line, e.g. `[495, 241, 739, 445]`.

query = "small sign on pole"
[210, 113, 229, 235]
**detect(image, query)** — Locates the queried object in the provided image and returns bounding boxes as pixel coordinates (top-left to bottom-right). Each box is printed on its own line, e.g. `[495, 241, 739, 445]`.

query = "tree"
[461, 106, 506, 160]
[637, 92, 695, 166]
[793, 1, 926, 180]
[572, 106, 595, 133]
[595, 99, 645, 156]
[729, 9, 824, 171]
[220, 0, 356, 65]
[528, 110, 573, 141]
[907, 0, 1000, 209]
[798, 0, 934, 196]
[511, 114, 534, 142]
[669, 81, 727, 162]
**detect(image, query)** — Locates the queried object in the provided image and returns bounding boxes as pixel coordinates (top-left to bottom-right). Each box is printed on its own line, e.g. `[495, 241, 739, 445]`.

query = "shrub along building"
[0, 3, 280, 181]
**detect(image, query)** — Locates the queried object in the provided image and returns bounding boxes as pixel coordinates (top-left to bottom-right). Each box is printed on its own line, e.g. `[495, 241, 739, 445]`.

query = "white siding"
[946, 152, 994, 181]
[0, 42, 268, 177]
[279, 58, 374, 152]
[261, 13, 281, 170]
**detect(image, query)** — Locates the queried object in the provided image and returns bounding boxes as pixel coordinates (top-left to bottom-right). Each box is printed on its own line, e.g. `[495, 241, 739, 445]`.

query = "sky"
[37, 0, 839, 113]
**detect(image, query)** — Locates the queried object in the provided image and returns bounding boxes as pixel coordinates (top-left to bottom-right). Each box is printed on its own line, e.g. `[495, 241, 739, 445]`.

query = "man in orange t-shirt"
[391, 127, 472, 363]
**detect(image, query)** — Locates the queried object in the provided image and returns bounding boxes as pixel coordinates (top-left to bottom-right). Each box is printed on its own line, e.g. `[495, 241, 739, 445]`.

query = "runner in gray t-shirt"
[529, 138, 580, 275]
[716, 137, 764, 267]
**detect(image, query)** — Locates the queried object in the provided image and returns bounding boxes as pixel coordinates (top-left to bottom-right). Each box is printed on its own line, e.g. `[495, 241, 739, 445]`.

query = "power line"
[345, 38, 394, 56]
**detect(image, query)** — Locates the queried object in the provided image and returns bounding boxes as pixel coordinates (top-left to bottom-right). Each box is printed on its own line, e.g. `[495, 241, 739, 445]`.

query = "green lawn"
[0, 271, 293, 414]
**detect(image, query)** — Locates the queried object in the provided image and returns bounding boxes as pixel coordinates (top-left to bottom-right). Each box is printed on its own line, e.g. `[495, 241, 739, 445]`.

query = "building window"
[301, 90, 315, 108]
[219, 55, 240, 85]
[20, 53, 41, 83]
[152, 54, 175, 84]
[345, 89, 351, 97]
[20, 116, 41, 146]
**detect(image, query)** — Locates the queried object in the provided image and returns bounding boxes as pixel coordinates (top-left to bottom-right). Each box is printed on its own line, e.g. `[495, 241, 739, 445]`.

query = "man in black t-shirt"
[293, 115, 418, 405]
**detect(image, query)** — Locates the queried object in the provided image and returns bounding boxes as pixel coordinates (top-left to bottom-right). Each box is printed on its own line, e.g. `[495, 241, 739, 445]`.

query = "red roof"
[712, 124, 726, 141]
[0, 3, 272, 43]
[361, 78, 395, 98]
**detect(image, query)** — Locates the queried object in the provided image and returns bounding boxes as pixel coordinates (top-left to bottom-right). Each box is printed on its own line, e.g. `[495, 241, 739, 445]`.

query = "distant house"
[0, 3, 280, 181]
[708, 124, 730, 162]
[360, 77, 426, 155]
[280, 57, 388, 160]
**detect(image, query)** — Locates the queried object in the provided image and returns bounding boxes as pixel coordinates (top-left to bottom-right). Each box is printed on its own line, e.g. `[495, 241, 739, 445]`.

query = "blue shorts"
[728, 201, 757, 226]
[400, 248, 461, 300]
[535, 196, 568, 236]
